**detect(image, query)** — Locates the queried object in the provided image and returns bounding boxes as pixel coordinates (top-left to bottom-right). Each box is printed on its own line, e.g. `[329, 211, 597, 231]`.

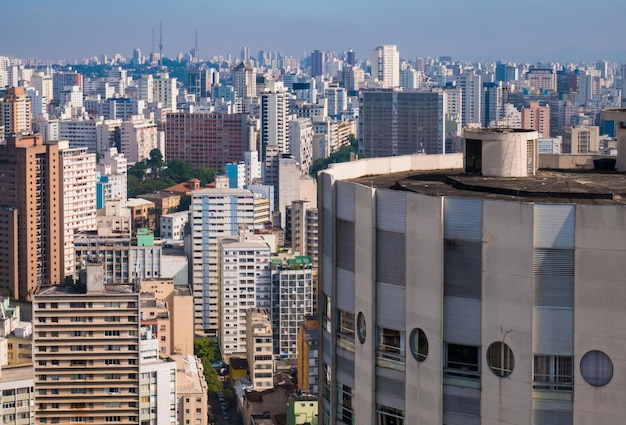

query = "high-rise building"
[32, 266, 142, 424]
[318, 127, 626, 424]
[288, 117, 314, 174]
[297, 315, 319, 394]
[311, 50, 325, 78]
[165, 112, 245, 170]
[246, 308, 274, 389]
[52, 70, 82, 102]
[271, 256, 314, 359]
[190, 188, 254, 334]
[562, 125, 600, 154]
[59, 143, 97, 278]
[482, 82, 503, 127]
[218, 231, 271, 357]
[187, 66, 212, 100]
[232, 62, 257, 101]
[527, 68, 557, 92]
[260, 81, 291, 161]
[459, 69, 482, 127]
[371, 45, 399, 89]
[33, 264, 177, 425]
[285, 200, 319, 268]
[521, 101, 551, 137]
[2, 87, 32, 140]
[359, 89, 445, 157]
[120, 115, 158, 163]
[0, 134, 62, 299]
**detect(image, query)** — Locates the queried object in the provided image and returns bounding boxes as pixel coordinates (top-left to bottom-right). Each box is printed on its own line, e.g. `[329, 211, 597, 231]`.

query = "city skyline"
[2, 0, 626, 63]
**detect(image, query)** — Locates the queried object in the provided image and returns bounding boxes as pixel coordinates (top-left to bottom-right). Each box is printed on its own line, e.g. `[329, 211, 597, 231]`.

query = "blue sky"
[2, 0, 626, 63]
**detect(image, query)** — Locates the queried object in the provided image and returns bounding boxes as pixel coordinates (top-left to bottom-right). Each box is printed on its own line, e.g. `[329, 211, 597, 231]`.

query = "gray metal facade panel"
[533, 307, 574, 355]
[322, 330, 331, 364]
[337, 352, 355, 379]
[336, 219, 355, 272]
[533, 204, 575, 249]
[321, 172, 333, 210]
[376, 375, 405, 399]
[534, 276, 574, 308]
[444, 296, 481, 345]
[376, 189, 407, 232]
[533, 409, 573, 425]
[444, 240, 482, 298]
[336, 268, 355, 313]
[322, 207, 332, 257]
[322, 255, 332, 294]
[376, 283, 406, 330]
[444, 197, 483, 242]
[336, 181, 356, 222]
[376, 230, 406, 287]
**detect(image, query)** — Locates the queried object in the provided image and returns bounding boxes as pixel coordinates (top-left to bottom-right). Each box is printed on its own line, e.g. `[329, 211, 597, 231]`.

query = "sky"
[2, 0, 626, 64]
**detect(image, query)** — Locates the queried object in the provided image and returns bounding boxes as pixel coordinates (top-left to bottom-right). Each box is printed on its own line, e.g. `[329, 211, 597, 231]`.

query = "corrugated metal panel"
[443, 412, 480, 425]
[444, 240, 481, 298]
[336, 219, 355, 272]
[322, 255, 332, 294]
[533, 249, 574, 276]
[376, 283, 406, 330]
[336, 352, 355, 380]
[376, 189, 406, 232]
[534, 204, 575, 249]
[336, 268, 355, 313]
[336, 181, 355, 222]
[376, 230, 406, 286]
[375, 392, 405, 411]
[444, 296, 481, 345]
[533, 307, 574, 355]
[444, 197, 483, 242]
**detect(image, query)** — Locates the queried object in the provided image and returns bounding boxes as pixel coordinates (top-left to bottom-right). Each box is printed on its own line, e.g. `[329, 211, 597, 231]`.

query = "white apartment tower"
[97, 147, 128, 209]
[190, 188, 255, 335]
[260, 81, 291, 161]
[289, 117, 314, 175]
[120, 115, 158, 163]
[59, 143, 97, 278]
[371, 45, 400, 89]
[219, 231, 271, 357]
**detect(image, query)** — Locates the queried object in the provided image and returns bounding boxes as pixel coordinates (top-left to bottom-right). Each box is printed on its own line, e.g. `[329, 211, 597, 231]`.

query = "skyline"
[2, 0, 626, 63]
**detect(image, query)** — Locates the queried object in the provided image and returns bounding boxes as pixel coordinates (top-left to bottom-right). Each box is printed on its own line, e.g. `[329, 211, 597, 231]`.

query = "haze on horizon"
[2, 0, 626, 64]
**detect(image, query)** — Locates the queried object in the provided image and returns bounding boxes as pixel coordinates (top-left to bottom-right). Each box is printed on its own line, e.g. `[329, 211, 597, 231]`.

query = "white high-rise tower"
[372, 45, 400, 88]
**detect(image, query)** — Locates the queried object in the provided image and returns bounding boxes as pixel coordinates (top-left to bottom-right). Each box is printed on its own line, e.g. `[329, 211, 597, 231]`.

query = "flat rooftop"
[350, 169, 626, 205]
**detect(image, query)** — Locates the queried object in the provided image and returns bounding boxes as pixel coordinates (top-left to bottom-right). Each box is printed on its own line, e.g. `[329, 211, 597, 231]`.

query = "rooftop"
[350, 169, 626, 205]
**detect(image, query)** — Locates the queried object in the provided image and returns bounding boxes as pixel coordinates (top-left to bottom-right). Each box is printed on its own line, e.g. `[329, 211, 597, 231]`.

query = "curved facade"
[319, 153, 626, 425]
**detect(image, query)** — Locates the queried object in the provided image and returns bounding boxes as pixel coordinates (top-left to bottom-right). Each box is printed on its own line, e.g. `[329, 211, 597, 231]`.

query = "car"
[218, 392, 225, 402]
[223, 412, 231, 421]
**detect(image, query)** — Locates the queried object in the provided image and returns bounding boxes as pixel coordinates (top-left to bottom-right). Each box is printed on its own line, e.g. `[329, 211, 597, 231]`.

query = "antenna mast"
[159, 20, 164, 66]
[195, 30, 199, 63]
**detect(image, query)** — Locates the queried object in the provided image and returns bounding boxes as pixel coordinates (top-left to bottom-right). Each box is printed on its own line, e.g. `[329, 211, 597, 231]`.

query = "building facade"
[319, 136, 626, 424]
[371, 45, 399, 89]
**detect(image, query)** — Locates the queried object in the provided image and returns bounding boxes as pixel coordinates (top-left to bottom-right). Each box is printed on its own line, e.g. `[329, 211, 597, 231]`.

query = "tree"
[194, 338, 219, 363]
[147, 149, 164, 178]
[128, 162, 148, 181]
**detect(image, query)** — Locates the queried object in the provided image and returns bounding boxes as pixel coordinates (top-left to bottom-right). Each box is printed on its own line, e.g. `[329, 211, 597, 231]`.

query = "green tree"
[128, 162, 148, 181]
[147, 149, 164, 178]
[194, 338, 219, 363]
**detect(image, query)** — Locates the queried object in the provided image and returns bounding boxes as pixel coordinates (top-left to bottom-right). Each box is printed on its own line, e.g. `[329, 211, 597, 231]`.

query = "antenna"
[159, 19, 163, 66]
[195, 29, 199, 63]
[151, 28, 155, 55]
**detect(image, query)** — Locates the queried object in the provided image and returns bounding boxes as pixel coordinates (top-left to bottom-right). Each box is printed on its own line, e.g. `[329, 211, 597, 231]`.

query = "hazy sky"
[2, 0, 626, 63]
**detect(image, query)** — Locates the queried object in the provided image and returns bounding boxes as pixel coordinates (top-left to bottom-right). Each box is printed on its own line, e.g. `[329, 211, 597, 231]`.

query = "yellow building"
[286, 393, 318, 425]
[297, 315, 318, 394]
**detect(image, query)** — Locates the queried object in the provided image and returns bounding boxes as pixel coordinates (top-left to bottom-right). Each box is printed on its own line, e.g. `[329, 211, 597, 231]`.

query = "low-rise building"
[247, 309, 274, 390]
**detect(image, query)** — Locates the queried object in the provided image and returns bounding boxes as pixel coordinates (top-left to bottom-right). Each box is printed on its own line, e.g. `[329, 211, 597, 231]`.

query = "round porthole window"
[486, 342, 515, 377]
[409, 328, 428, 362]
[356, 312, 366, 344]
[580, 350, 613, 386]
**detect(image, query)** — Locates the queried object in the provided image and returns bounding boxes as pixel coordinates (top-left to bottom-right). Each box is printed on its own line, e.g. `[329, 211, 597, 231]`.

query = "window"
[337, 310, 355, 352]
[409, 328, 428, 362]
[104, 330, 120, 337]
[378, 328, 404, 356]
[580, 351, 613, 387]
[486, 342, 514, 377]
[377, 405, 404, 425]
[445, 344, 480, 379]
[533, 355, 573, 390]
[336, 383, 354, 425]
